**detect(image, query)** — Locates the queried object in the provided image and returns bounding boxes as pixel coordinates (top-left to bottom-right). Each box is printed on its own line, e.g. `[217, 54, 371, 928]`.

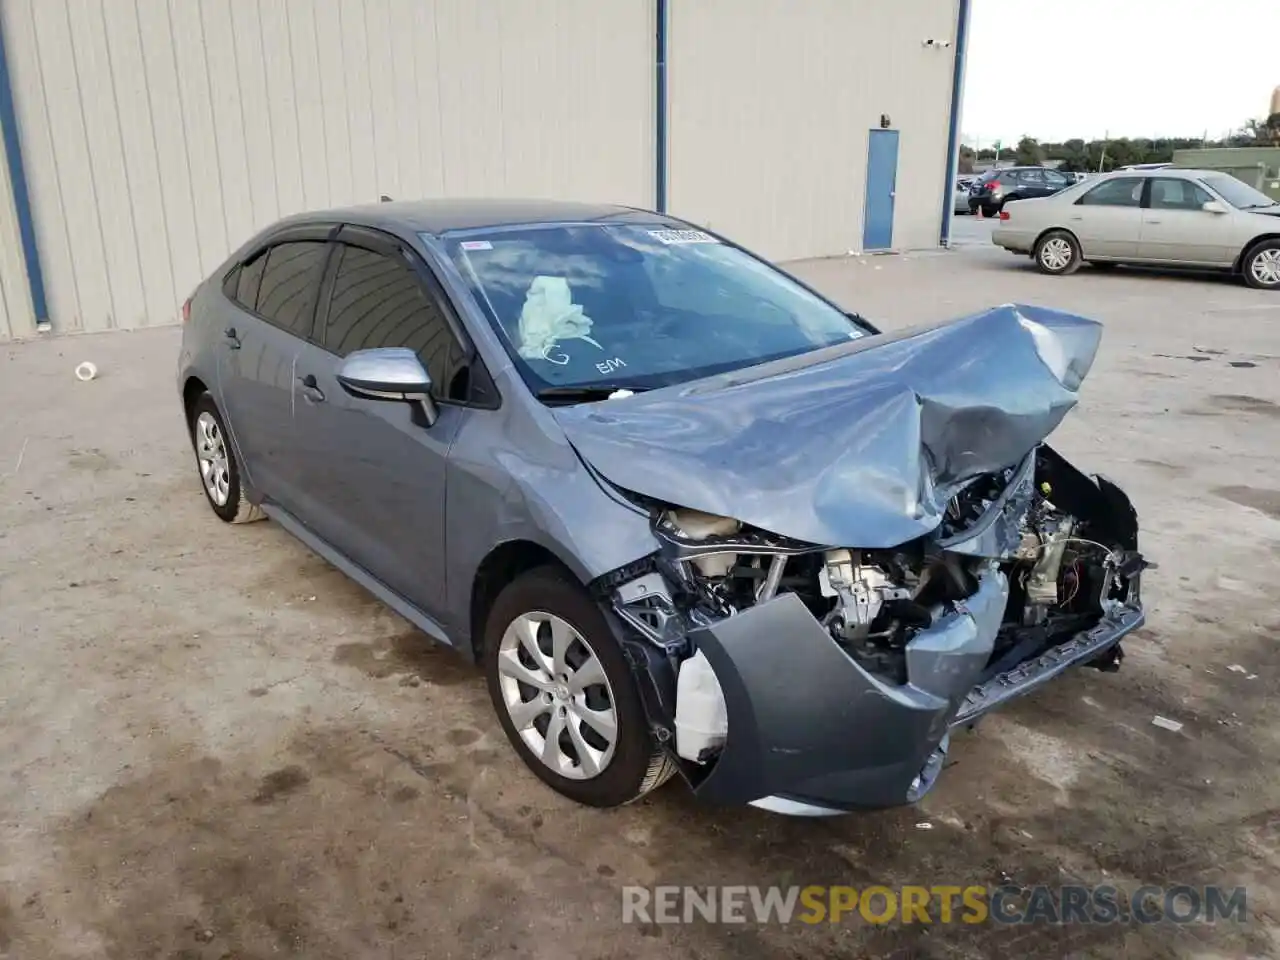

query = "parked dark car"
[178, 199, 1149, 816]
[969, 167, 1074, 216]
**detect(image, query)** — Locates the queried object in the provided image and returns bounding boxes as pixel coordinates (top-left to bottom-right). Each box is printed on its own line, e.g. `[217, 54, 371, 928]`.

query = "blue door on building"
[862, 130, 899, 251]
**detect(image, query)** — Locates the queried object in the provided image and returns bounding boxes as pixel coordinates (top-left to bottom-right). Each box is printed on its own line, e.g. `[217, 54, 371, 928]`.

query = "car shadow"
[1084, 264, 1249, 288]
[994, 257, 1254, 290]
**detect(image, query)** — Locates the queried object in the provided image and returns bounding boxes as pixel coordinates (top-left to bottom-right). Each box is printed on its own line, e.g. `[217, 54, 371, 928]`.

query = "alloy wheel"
[1250, 248, 1280, 287]
[496, 613, 618, 780]
[195, 411, 231, 506]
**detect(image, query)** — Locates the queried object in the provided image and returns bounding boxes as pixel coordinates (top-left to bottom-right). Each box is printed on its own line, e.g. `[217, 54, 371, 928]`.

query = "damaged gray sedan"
[178, 199, 1149, 815]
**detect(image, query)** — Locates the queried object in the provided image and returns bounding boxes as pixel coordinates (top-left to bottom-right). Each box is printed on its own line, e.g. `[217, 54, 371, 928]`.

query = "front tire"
[483, 566, 677, 807]
[189, 393, 263, 524]
[1035, 230, 1082, 275]
[1242, 239, 1280, 290]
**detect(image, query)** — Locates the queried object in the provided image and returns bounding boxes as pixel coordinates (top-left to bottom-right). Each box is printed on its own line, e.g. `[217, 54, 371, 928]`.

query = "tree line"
[960, 115, 1280, 173]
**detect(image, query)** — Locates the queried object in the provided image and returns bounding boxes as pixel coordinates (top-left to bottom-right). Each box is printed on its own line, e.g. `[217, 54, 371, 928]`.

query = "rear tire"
[1034, 230, 1082, 276]
[189, 393, 264, 524]
[1242, 239, 1280, 290]
[483, 566, 676, 807]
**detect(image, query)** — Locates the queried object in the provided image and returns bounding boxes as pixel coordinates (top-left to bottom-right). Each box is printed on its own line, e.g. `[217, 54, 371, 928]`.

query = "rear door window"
[233, 252, 267, 309]
[322, 243, 466, 398]
[1077, 177, 1144, 207]
[255, 241, 329, 338]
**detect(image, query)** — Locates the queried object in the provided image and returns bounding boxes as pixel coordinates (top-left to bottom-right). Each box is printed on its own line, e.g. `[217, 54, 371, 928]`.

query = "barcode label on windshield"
[648, 229, 718, 245]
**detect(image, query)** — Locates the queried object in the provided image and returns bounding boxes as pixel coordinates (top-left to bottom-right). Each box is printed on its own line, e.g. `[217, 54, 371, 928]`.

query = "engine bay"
[607, 443, 1150, 766]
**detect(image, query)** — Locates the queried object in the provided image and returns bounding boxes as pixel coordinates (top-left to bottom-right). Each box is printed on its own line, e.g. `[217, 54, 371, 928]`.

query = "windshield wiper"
[535, 384, 648, 403]
[1241, 201, 1279, 209]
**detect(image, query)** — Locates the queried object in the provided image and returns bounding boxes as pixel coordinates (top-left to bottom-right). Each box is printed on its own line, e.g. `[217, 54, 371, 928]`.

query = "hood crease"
[552, 304, 1102, 548]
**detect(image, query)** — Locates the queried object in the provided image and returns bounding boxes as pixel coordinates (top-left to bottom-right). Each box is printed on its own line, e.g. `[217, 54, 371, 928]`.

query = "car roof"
[1096, 168, 1216, 180]
[275, 197, 681, 236]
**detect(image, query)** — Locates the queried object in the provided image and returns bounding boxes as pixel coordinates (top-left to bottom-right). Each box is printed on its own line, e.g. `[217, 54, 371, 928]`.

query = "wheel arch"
[468, 539, 582, 661]
[1234, 233, 1280, 274]
[182, 375, 209, 427]
[1033, 225, 1081, 255]
[183, 376, 261, 504]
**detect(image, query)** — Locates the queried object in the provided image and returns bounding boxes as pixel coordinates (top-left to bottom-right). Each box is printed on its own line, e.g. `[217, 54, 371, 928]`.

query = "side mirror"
[1202, 200, 1228, 214]
[336, 347, 438, 426]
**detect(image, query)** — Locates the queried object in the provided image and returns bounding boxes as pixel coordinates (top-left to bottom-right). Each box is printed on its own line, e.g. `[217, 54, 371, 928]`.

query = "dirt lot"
[2, 243, 1279, 959]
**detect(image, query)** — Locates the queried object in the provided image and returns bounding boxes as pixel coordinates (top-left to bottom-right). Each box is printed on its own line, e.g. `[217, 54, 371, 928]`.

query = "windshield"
[444, 224, 869, 396]
[1202, 173, 1277, 209]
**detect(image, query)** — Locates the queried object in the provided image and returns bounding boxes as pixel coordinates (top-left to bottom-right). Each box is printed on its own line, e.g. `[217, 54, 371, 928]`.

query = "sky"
[960, 0, 1280, 147]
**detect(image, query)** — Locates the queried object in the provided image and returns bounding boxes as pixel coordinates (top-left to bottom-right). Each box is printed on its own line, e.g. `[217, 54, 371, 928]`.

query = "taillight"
[999, 210, 1011, 221]
[181, 296, 192, 323]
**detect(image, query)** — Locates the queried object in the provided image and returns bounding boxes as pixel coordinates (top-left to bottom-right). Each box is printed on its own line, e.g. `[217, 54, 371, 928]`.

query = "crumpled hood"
[553, 303, 1102, 548]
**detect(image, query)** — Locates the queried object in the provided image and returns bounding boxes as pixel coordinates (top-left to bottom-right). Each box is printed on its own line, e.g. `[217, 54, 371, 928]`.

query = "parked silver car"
[179, 200, 1148, 815]
[991, 168, 1280, 288]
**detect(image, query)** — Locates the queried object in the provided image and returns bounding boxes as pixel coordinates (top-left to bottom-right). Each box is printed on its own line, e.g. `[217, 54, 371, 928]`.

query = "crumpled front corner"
[1010, 302, 1103, 392]
[556, 301, 1108, 548]
[904, 564, 1010, 701]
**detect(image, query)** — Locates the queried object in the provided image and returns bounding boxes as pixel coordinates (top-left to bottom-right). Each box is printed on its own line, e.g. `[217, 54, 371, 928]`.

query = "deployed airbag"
[516, 276, 601, 361]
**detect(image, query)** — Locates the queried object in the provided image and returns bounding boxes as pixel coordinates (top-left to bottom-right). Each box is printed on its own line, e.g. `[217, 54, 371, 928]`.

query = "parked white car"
[991, 168, 1280, 289]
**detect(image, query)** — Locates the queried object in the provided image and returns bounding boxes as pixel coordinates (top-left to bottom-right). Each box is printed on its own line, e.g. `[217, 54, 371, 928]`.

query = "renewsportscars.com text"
[621, 884, 1247, 926]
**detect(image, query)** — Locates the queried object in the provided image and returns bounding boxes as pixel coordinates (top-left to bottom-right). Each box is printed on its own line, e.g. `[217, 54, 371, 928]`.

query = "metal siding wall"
[0, 115, 34, 340]
[668, 0, 959, 262]
[6, 0, 654, 335]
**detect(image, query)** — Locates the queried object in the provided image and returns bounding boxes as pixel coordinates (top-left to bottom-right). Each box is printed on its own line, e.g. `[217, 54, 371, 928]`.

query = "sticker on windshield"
[648, 229, 718, 245]
[460, 240, 493, 251]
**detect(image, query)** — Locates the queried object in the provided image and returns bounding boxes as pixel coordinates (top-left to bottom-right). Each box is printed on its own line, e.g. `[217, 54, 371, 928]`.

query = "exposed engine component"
[667, 508, 740, 578]
[608, 446, 1149, 774]
[819, 549, 912, 640]
[613, 571, 685, 647]
[674, 650, 727, 762]
[1018, 516, 1075, 625]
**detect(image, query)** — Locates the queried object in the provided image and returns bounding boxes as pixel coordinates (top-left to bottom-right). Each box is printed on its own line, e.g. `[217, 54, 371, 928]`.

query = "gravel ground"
[2, 242, 1279, 959]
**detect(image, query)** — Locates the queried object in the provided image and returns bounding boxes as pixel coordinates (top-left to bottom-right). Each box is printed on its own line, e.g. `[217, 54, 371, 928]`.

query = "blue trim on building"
[0, 8, 48, 324]
[940, 0, 972, 246]
[655, 0, 668, 212]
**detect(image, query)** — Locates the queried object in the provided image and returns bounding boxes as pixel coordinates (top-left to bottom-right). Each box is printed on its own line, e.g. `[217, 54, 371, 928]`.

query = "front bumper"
[685, 568, 1143, 813]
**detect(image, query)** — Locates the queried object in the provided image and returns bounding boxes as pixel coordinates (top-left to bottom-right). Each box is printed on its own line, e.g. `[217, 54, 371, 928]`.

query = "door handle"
[297, 374, 325, 403]
[223, 326, 241, 349]
[1146, 219, 1161, 225]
